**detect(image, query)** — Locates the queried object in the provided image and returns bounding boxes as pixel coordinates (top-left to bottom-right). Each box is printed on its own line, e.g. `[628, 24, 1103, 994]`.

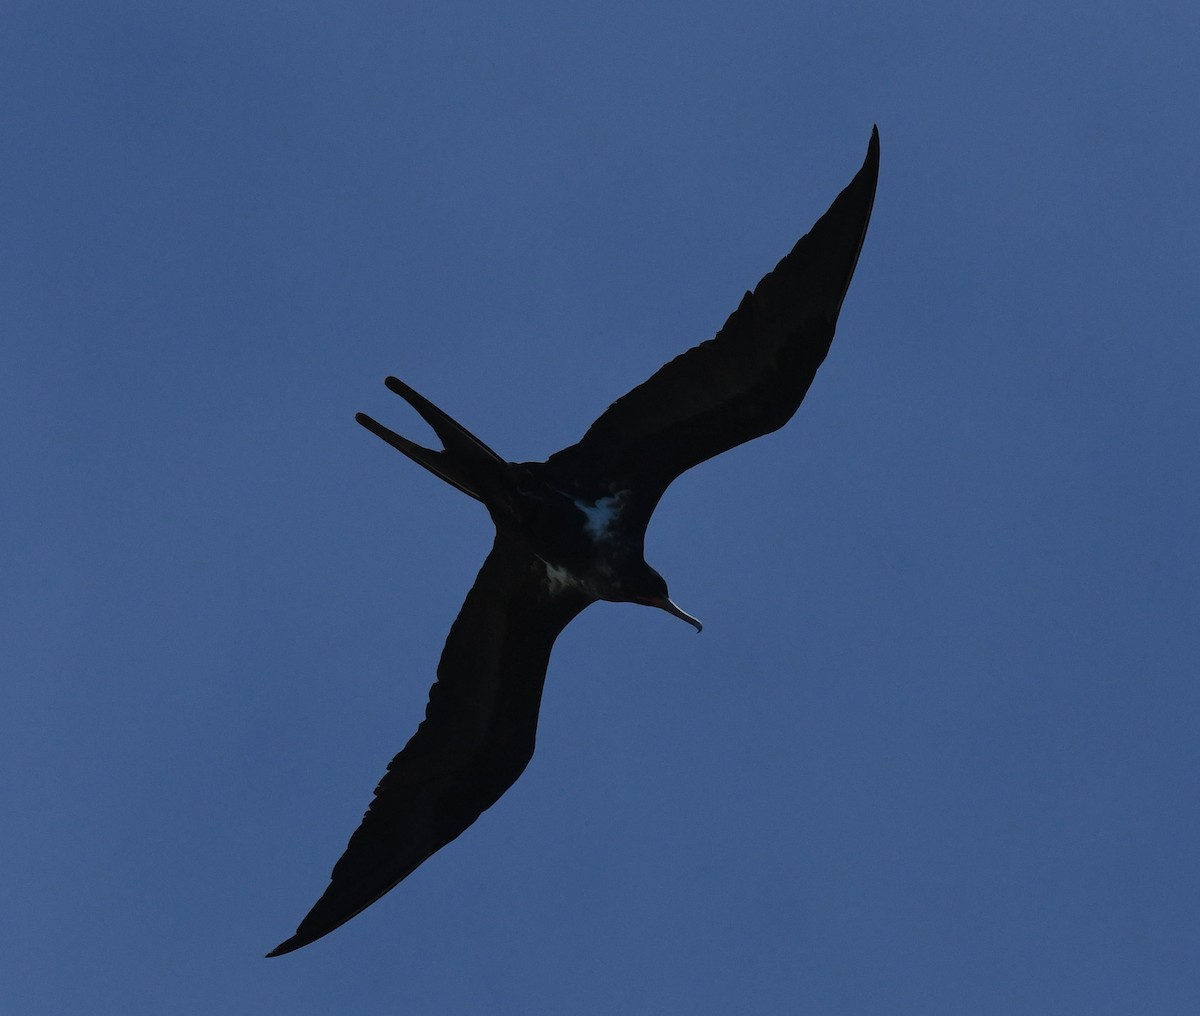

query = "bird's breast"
[511, 485, 637, 599]
[572, 491, 629, 544]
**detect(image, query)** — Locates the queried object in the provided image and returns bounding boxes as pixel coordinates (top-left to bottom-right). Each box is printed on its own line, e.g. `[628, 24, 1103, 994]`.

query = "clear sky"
[5, 3, 1198, 1013]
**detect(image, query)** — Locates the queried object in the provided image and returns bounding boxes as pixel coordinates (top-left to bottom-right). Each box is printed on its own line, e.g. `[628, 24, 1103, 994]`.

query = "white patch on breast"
[542, 561, 577, 594]
[576, 494, 625, 542]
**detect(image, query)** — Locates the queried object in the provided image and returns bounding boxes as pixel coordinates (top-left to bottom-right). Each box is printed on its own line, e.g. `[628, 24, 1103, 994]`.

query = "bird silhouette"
[268, 127, 879, 956]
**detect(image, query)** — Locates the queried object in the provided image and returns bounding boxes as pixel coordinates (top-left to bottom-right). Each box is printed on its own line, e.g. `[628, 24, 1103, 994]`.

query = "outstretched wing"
[547, 127, 878, 521]
[268, 533, 591, 956]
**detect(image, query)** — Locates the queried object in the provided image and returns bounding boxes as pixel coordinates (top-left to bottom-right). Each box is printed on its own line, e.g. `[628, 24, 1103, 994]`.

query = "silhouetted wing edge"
[549, 127, 879, 511]
[268, 533, 591, 956]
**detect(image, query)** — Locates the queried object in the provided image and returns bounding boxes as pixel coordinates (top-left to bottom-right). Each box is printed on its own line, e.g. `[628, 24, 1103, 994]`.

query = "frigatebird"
[268, 127, 879, 956]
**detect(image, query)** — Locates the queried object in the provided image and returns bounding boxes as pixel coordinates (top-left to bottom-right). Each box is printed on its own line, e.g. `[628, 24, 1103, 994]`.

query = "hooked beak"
[645, 595, 703, 633]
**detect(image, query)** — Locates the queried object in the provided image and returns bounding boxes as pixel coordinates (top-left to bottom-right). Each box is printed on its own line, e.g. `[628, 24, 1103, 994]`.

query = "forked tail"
[355, 376, 507, 502]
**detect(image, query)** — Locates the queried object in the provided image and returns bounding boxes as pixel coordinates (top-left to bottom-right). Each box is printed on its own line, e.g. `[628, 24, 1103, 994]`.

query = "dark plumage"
[268, 127, 879, 956]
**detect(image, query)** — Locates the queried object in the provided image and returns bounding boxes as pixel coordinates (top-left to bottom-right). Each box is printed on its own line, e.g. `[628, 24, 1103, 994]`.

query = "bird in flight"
[269, 127, 879, 956]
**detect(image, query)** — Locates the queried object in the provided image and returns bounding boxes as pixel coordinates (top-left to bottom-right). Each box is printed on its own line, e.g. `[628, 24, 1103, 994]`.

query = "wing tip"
[265, 935, 305, 958]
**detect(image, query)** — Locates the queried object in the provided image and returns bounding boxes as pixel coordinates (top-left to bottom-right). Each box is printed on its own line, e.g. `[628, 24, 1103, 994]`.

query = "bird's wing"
[547, 128, 878, 521]
[268, 533, 591, 956]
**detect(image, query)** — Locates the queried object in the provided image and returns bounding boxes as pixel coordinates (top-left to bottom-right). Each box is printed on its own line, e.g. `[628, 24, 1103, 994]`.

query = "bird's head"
[623, 564, 703, 633]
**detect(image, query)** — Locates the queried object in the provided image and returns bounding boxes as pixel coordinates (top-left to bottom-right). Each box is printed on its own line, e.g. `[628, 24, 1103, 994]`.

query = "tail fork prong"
[354, 411, 483, 501]
[355, 376, 508, 503]
[382, 376, 505, 466]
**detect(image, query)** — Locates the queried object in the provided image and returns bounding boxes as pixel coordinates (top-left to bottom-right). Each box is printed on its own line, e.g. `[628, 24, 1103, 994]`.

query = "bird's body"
[269, 128, 880, 956]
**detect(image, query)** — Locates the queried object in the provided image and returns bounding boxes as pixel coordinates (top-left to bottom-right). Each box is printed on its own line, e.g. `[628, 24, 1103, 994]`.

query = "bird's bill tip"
[649, 596, 703, 633]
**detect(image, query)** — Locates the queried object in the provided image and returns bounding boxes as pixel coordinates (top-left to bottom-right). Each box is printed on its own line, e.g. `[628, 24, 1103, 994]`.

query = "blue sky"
[4, 2, 1198, 1013]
